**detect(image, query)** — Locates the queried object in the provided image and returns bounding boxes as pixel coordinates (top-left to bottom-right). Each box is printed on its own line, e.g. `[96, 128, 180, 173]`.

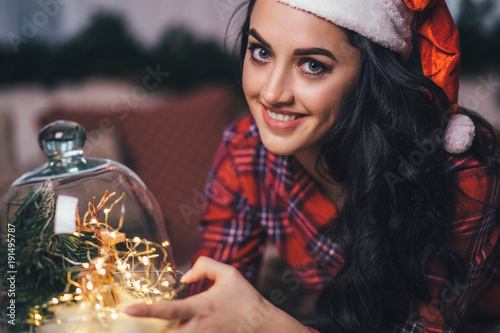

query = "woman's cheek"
[243, 67, 260, 100]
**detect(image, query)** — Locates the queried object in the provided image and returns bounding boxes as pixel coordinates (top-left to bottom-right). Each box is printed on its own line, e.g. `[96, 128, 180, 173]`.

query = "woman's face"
[242, 0, 361, 158]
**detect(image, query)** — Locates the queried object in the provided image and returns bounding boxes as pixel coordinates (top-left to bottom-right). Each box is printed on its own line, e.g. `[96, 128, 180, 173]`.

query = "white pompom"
[444, 114, 475, 154]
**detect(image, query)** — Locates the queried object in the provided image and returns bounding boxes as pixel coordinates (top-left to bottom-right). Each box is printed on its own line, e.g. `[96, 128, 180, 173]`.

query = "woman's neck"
[293, 149, 344, 211]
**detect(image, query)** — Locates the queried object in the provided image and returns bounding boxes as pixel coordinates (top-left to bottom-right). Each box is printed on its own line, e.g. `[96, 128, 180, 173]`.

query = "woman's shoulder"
[209, 113, 263, 172]
[447, 115, 500, 217]
[446, 114, 499, 174]
[212, 113, 288, 183]
[220, 112, 261, 149]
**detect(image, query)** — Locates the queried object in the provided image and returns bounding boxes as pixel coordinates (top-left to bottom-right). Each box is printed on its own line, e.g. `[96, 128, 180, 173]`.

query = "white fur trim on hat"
[275, 0, 415, 58]
[444, 114, 475, 154]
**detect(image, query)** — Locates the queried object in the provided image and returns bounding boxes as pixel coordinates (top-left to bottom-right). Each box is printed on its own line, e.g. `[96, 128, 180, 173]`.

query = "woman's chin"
[260, 140, 296, 156]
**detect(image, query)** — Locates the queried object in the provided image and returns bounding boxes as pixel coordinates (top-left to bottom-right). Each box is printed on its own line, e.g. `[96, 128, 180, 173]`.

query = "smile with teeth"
[266, 109, 304, 121]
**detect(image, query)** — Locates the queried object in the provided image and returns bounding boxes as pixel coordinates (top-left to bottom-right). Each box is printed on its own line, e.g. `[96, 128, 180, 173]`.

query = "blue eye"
[306, 61, 323, 73]
[303, 61, 322, 73]
[253, 47, 270, 61]
[298, 59, 330, 77]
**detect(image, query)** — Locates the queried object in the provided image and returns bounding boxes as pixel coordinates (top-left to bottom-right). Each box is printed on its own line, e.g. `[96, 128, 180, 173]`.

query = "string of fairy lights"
[26, 189, 181, 327]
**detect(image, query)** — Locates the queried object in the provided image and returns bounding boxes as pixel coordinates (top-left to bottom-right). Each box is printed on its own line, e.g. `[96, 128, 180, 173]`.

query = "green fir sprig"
[1, 181, 99, 332]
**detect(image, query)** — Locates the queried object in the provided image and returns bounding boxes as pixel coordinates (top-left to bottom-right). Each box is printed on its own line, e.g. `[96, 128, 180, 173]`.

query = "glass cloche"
[0, 121, 182, 333]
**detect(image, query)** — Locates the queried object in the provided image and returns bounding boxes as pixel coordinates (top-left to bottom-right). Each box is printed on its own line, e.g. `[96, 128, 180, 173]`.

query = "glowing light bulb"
[86, 281, 94, 291]
[95, 258, 104, 270]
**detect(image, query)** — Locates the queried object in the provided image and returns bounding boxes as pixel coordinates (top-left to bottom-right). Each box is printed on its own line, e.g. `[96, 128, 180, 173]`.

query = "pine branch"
[1, 181, 99, 332]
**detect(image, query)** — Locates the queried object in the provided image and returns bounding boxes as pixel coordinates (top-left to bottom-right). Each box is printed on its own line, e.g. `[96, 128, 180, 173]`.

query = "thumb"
[181, 256, 236, 284]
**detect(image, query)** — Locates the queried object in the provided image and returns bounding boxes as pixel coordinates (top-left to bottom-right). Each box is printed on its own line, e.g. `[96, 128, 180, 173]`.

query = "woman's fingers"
[122, 259, 295, 333]
[125, 257, 237, 322]
[124, 257, 255, 332]
[124, 298, 197, 321]
[181, 256, 237, 284]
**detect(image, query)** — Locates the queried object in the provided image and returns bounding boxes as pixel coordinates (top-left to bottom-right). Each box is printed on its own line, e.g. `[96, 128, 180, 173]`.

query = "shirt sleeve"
[391, 160, 500, 332]
[190, 137, 266, 294]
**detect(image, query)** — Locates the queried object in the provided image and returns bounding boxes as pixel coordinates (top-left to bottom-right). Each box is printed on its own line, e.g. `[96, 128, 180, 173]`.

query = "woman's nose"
[261, 64, 294, 106]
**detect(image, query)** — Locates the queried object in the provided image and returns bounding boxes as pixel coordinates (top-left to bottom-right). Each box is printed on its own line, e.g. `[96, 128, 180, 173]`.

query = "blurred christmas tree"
[46, 13, 147, 85]
[0, 12, 236, 89]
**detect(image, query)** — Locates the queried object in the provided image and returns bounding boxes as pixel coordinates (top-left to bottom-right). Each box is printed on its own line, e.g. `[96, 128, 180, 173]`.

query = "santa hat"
[275, 0, 474, 154]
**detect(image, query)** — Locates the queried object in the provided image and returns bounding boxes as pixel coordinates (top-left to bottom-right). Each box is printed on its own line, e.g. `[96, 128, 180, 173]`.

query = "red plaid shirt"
[192, 113, 500, 332]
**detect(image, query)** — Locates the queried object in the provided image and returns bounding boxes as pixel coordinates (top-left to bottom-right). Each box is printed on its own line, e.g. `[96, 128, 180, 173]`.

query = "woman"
[126, 0, 500, 331]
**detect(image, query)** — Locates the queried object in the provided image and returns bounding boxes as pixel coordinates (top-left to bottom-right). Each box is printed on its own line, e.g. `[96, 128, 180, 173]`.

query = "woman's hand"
[125, 256, 310, 333]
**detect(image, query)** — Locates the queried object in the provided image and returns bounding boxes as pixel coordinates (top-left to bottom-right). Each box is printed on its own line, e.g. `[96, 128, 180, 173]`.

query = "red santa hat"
[275, 0, 473, 154]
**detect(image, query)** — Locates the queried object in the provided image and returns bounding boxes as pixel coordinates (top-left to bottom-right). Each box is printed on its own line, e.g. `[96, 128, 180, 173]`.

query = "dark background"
[0, 0, 498, 89]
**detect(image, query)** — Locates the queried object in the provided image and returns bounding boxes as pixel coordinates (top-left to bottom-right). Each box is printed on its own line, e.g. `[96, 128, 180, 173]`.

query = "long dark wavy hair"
[233, 1, 500, 332]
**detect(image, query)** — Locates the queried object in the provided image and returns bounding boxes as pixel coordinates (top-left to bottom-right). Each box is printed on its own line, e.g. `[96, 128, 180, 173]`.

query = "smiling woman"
[242, 0, 360, 168]
[125, 0, 500, 332]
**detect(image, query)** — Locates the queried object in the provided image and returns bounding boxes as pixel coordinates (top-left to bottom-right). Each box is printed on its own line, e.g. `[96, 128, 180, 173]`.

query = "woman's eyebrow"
[249, 28, 271, 49]
[294, 48, 337, 62]
[249, 28, 337, 62]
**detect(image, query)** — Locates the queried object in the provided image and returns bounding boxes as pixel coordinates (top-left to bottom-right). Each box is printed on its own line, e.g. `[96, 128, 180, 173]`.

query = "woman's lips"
[261, 104, 308, 131]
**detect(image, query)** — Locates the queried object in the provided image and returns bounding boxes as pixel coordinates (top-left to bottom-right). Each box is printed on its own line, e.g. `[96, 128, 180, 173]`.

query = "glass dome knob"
[38, 120, 87, 160]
